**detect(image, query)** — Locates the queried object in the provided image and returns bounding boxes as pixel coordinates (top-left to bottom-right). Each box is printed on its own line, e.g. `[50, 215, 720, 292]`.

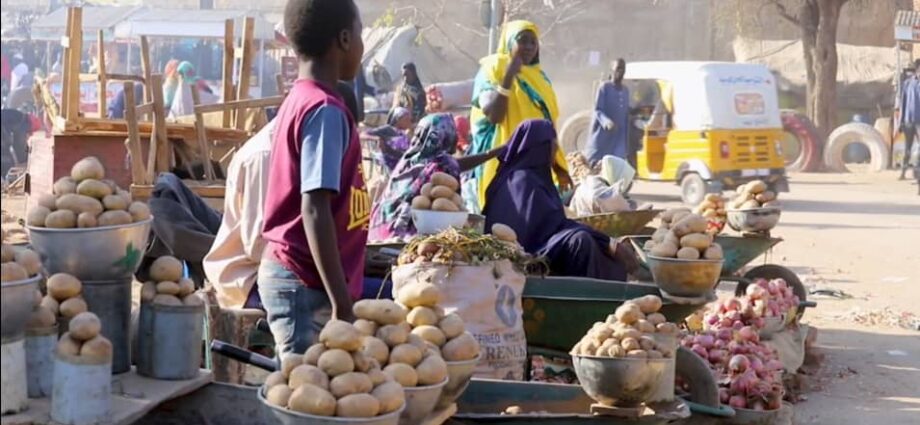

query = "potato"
[635, 295, 663, 314]
[396, 283, 441, 308]
[656, 322, 679, 335]
[362, 336, 390, 365]
[80, 336, 113, 362]
[389, 344, 423, 367]
[660, 208, 691, 223]
[179, 294, 200, 307]
[620, 337, 641, 351]
[428, 185, 454, 200]
[304, 343, 326, 366]
[383, 363, 418, 387]
[438, 314, 465, 339]
[13, 249, 41, 276]
[411, 325, 447, 347]
[336, 393, 380, 418]
[77, 212, 98, 228]
[128, 202, 151, 222]
[649, 241, 678, 258]
[703, 244, 723, 260]
[53, 177, 77, 195]
[647, 350, 664, 359]
[745, 180, 767, 195]
[263, 371, 286, 389]
[318, 349, 355, 377]
[57, 333, 82, 357]
[372, 381, 405, 414]
[740, 199, 761, 210]
[265, 385, 293, 407]
[68, 312, 102, 341]
[354, 319, 378, 337]
[431, 197, 460, 212]
[288, 384, 336, 416]
[626, 350, 649, 359]
[0, 244, 14, 263]
[140, 281, 157, 302]
[56, 194, 104, 216]
[71, 157, 106, 182]
[407, 306, 439, 327]
[672, 214, 708, 237]
[97, 210, 132, 227]
[639, 336, 658, 351]
[26, 206, 51, 227]
[102, 194, 129, 211]
[651, 227, 669, 243]
[150, 256, 183, 282]
[635, 319, 656, 334]
[442, 332, 480, 361]
[76, 179, 113, 199]
[415, 354, 448, 385]
[47, 274, 81, 302]
[319, 320, 363, 351]
[420, 183, 433, 198]
[156, 281, 181, 296]
[491, 223, 518, 242]
[430, 172, 460, 191]
[41, 295, 60, 315]
[348, 351, 371, 373]
[45, 209, 77, 228]
[289, 364, 329, 390]
[676, 247, 701, 260]
[353, 299, 408, 325]
[450, 193, 464, 210]
[173, 277, 194, 296]
[28, 306, 57, 328]
[679, 233, 712, 250]
[614, 303, 642, 325]
[152, 294, 182, 306]
[646, 313, 667, 326]
[281, 353, 305, 377]
[411, 196, 432, 210]
[35, 193, 57, 211]
[329, 372, 373, 398]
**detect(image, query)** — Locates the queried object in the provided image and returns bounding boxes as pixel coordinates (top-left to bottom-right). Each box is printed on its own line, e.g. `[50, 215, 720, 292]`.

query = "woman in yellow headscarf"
[465, 20, 572, 212]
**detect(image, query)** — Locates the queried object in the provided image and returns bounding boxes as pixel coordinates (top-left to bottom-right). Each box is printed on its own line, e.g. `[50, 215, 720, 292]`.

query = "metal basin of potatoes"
[726, 208, 781, 233]
[401, 377, 448, 425]
[646, 255, 724, 297]
[27, 218, 152, 281]
[1, 275, 41, 342]
[257, 386, 404, 425]
[572, 355, 672, 407]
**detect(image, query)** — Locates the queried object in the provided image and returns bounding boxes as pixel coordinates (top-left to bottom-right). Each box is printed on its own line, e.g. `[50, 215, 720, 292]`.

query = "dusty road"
[632, 171, 920, 425]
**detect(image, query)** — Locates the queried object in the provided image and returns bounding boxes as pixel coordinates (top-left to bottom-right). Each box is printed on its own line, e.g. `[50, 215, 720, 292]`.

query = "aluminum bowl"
[727, 208, 781, 233]
[435, 354, 481, 410]
[572, 355, 673, 407]
[1, 274, 41, 342]
[258, 386, 404, 425]
[27, 218, 152, 281]
[400, 377, 448, 424]
[410, 209, 468, 235]
[646, 255, 724, 297]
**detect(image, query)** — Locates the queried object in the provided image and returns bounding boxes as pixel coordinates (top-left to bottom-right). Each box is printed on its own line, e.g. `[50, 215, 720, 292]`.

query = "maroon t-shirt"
[262, 80, 369, 300]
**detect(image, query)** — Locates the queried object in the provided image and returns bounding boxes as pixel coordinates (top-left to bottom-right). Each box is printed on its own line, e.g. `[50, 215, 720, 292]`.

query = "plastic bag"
[571, 176, 631, 216]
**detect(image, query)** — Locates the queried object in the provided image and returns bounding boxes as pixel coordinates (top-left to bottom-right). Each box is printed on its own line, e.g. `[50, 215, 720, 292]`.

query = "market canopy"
[114, 8, 276, 41]
[30, 6, 141, 42]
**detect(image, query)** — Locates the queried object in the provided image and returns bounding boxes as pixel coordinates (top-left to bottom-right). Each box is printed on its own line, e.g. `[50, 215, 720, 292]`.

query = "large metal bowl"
[646, 255, 724, 297]
[401, 377, 448, 425]
[27, 218, 152, 281]
[1, 274, 41, 342]
[572, 355, 672, 407]
[258, 386, 404, 425]
[727, 208, 781, 233]
[435, 354, 481, 409]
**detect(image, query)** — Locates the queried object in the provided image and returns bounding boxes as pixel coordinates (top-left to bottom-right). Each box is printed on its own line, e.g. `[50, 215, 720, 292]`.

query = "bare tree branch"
[763, 0, 802, 27]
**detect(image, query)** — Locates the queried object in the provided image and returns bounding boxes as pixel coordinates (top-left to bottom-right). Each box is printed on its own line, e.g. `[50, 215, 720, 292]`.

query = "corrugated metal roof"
[32, 6, 141, 31]
[114, 8, 276, 40]
[896, 10, 920, 28]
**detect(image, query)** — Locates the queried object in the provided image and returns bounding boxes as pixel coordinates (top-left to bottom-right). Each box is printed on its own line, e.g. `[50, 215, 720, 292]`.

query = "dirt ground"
[2, 171, 918, 424]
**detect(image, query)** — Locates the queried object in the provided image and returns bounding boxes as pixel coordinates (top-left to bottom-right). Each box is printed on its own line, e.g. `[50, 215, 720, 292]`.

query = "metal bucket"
[51, 353, 111, 425]
[1, 339, 28, 415]
[1, 275, 41, 343]
[82, 279, 132, 374]
[26, 324, 58, 398]
[137, 301, 204, 380]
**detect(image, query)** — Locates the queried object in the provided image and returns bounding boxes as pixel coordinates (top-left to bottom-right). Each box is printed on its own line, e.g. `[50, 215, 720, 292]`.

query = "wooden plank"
[96, 29, 107, 118]
[140, 36, 152, 104]
[275, 73, 287, 95]
[135, 102, 154, 116]
[222, 19, 235, 127]
[191, 87, 217, 180]
[67, 7, 83, 126]
[148, 73, 170, 181]
[72, 118, 251, 144]
[123, 81, 147, 185]
[235, 17, 255, 129]
[131, 184, 226, 201]
[193, 95, 284, 114]
[60, 8, 73, 121]
[105, 73, 146, 83]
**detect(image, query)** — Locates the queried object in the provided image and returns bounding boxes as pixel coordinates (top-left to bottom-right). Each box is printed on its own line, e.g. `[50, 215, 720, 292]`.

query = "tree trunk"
[799, 0, 847, 139]
[799, 1, 819, 122]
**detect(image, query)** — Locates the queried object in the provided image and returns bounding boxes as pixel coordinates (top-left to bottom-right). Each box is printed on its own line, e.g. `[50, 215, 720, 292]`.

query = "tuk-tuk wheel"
[680, 173, 708, 205]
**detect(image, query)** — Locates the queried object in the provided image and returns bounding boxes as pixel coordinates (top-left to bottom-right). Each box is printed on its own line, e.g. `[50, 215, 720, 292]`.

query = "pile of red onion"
[700, 278, 799, 332]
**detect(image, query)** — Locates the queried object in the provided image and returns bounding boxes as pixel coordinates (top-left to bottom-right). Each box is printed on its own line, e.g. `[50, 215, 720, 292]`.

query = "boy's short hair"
[284, 0, 357, 59]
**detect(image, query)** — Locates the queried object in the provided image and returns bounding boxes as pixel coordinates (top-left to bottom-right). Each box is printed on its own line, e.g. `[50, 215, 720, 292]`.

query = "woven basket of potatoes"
[139, 256, 202, 307]
[643, 210, 724, 297]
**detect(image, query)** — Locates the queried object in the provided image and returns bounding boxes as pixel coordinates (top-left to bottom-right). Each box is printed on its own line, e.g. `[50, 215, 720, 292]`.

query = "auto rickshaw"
[624, 61, 789, 204]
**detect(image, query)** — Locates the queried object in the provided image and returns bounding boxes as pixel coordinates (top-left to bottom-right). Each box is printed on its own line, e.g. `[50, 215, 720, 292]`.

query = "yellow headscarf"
[470, 20, 568, 206]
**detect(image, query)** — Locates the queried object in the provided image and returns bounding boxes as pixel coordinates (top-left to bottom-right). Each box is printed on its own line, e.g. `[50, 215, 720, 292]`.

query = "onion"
[697, 334, 715, 349]
[766, 360, 784, 372]
[752, 317, 765, 329]
[729, 354, 750, 373]
[719, 388, 730, 404]
[732, 320, 744, 330]
[706, 314, 719, 326]
[729, 395, 747, 409]
[737, 326, 758, 342]
[691, 344, 708, 359]
[726, 299, 742, 312]
[750, 357, 765, 375]
[717, 328, 733, 341]
[745, 284, 767, 300]
[708, 349, 726, 364]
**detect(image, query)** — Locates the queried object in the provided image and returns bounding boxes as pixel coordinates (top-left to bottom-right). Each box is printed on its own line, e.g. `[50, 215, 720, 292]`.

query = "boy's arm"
[302, 190, 355, 322]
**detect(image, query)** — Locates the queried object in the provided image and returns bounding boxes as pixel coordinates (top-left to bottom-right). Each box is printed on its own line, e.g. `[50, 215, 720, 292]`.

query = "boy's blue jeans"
[257, 258, 331, 360]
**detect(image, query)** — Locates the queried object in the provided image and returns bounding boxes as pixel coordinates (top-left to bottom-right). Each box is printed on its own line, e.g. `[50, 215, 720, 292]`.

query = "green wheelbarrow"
[572, 209, 663, 237]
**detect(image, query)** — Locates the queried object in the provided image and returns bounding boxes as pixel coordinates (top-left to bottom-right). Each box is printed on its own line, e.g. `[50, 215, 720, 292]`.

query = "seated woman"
[365, 107, 413, 173]
[369, 113, 504, 242]
[483, 119, 637, 281]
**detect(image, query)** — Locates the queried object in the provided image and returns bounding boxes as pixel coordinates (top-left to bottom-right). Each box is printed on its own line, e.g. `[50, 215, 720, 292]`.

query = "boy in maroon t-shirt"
[259, 0, 366, 357]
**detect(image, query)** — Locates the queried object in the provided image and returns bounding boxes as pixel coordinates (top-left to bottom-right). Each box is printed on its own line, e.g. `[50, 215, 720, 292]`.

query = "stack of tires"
[780, 110, 822, 172]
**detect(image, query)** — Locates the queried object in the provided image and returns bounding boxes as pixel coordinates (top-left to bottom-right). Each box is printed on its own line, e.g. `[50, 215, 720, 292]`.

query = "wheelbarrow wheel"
[739, 264, 808, 319]
[675, 346, 720, 408]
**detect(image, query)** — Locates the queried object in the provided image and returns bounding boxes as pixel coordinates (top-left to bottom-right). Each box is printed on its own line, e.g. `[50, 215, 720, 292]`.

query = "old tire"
[740, 264, 808, 320]
[559, 110, 593, 155]
[780, 110, 821, 172]
[675, 346, 720, 408]
[822, 123, 889, 172]
[680, 173, 707, 206]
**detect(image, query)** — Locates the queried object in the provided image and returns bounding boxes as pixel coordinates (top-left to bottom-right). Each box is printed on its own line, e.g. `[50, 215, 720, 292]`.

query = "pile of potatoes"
[26, 156, 151, 229]
[1, 242, 42, 282]
[731, 180, 779, 210]
[411, 172, 466, 212]
[140, 256, 201, 306]
[571, 295, 679, 359]
[56, 312, 113, 363]
[694, 194, 728, 234]
[645, 209, 723, 260]
[393, 283, 481, 363]
[35, 273, 88, 327]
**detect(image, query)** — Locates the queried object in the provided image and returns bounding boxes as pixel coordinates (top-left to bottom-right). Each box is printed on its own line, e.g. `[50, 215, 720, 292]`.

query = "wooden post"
[123, 81, 147, 185]
[148, 74, 170, 182]
[235, 17, 255, 129]
[222, 19, 235, 127]
[191, 87, 217, 181]
[140, 36, 153, 105]
[60, 8, 73, 121]
[62, 7, 83, 125]
[96, 29, 107, 118]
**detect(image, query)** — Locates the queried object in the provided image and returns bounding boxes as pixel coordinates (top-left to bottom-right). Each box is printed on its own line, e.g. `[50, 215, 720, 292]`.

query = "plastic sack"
[571, 176, 631, 216]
